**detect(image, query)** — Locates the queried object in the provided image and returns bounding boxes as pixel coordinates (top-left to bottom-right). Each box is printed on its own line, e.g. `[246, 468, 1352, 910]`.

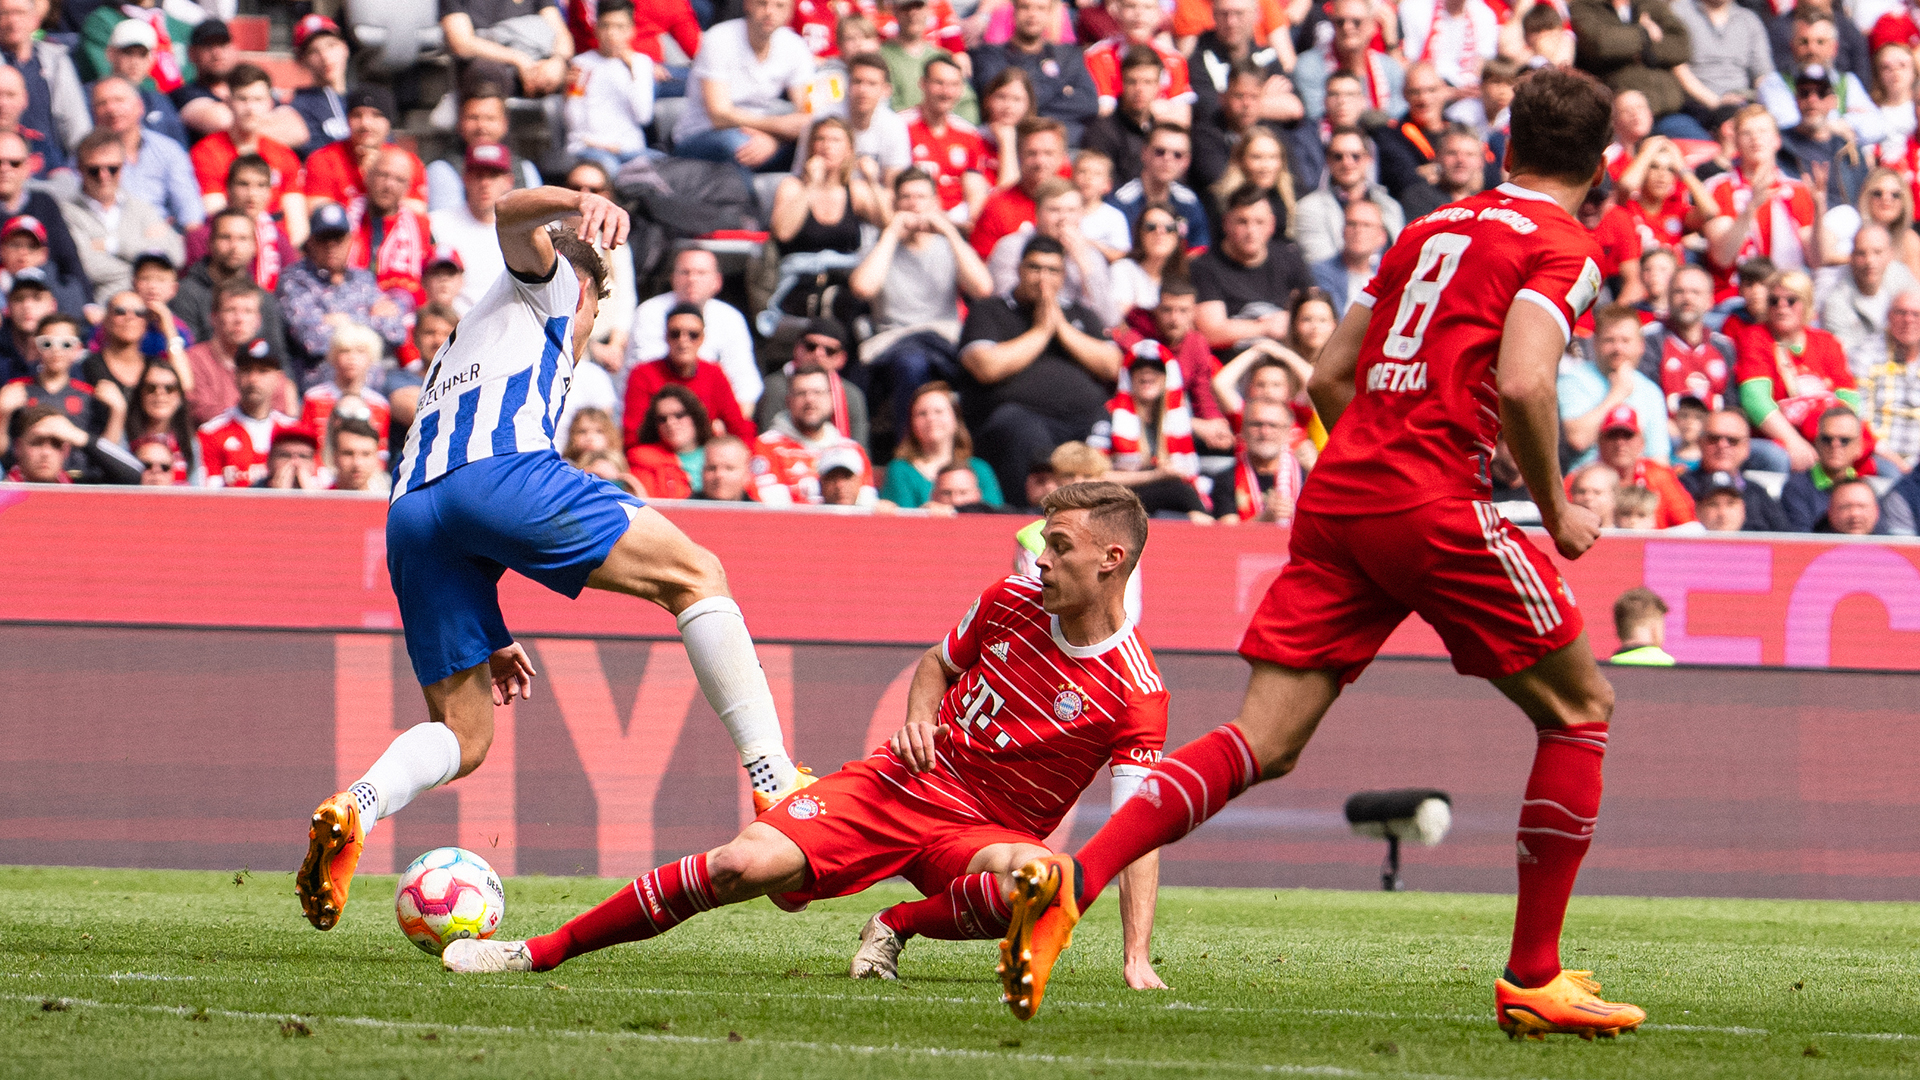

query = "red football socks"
[1076, 724, 1261, 908]
[879, 871, 1011, 941]
[1507, 723, 1608, 988]
[525, 853, 718, 971]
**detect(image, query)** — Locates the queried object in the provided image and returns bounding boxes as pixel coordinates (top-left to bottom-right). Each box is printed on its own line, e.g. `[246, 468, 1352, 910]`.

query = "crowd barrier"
[1, 486, 1917, 668]
[1, 626, 1914, 901]
[2, 487, 1917, 901]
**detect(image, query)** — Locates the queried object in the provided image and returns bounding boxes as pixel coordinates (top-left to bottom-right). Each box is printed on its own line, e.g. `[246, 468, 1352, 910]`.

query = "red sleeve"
[1813, 331, 1855, 390]
[941, 578, 1010, 672]
[191, 138, 226, 195]
[408, 150, 428, 203]
[1733, 323, 1778, 387]
[669, 0, 702, 62]
[971, 196, 1013, 258]
[700, 365, 757, 440]
[1085, 45, 1119, 101]
[1108, 689, 1168, 770]
[1163, 53, 1193, 100]
[1513, 228, 1604, 343]
[302, 147, 342, 200]
[621, 365, 656, 447]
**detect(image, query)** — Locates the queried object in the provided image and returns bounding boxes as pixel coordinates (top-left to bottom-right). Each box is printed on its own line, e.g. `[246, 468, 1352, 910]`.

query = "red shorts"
[756, 752, 1040, 903]
[1241, 499, 1583, 684]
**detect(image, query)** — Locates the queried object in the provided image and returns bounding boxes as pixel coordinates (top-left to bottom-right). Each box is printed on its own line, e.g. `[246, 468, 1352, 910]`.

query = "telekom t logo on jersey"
[958, 680, 1012, 748]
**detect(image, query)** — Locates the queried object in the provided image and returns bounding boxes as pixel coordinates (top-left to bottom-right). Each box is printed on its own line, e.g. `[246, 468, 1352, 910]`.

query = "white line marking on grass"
[2, 993, 1490, 1078]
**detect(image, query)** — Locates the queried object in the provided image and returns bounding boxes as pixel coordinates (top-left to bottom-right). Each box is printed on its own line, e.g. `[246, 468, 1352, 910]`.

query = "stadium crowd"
[2, 0, 1918, 536]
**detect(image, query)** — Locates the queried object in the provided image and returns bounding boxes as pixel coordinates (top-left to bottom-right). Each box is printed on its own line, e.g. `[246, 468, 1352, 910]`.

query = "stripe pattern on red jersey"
[1473, 502, 1563, 635]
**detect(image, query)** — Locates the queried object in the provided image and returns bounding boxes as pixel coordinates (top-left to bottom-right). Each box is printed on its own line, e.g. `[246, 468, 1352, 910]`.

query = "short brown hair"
[547, 225, 610, 301]
[213, 279, 263, 312]
[1612, 586, 1668, 640]
[1041, 481, 1150, 569]
[1592, 303, 1641, 335]
[1016, 115, 1067, 150]
[1506, 67, 1613, 184]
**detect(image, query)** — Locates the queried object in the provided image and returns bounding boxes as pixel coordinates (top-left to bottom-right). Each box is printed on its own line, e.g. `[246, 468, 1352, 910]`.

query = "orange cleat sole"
[295, 795, 362, 931]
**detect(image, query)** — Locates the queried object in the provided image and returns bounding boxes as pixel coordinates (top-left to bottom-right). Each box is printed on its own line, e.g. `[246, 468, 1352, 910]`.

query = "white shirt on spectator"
[1398, 0, 1500, 87]
[675, 19, 816, 143]
[1081, 199, 1133, 255]
[428, 202, 508, 314]
[566, 51, 656, 157]
[557, 353, 622, 442]
[791, 102, 913, 176]
[626, 293, 763, 410]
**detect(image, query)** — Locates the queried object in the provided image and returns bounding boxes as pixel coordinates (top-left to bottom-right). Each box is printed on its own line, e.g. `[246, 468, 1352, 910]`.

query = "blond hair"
[1049, 441, 1110, 480]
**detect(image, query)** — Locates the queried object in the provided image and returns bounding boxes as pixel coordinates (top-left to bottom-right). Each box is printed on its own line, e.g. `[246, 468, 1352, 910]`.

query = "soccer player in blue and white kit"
[296, 186, 811, 931]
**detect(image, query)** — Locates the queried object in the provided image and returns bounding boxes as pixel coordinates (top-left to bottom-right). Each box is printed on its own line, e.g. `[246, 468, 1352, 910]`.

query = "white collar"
[1496, 181, 1558, 203]
[1048, 614, 1134, 659]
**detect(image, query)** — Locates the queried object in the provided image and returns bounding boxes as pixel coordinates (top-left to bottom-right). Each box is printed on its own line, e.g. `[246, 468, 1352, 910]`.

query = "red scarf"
[254, 212, 282, 291]
[358, 209, 430, 305]
[1232, 440, 1303, 523]
[1422, 0, 1480, 79]
[1327, 41, 1394, 111]
[1106, 349, 1197, 479]
[124, 6, 184, 94]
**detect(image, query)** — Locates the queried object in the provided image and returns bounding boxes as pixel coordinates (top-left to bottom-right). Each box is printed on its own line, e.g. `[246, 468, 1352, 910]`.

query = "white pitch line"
[12, 972, 1919, 1043]
[3, 993, 1509, 1079]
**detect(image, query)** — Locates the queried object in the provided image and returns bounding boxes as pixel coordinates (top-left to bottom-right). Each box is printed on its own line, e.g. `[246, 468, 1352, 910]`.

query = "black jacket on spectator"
[1766, 11, 1871, 86]
[1186, 32, 1283, 124]
[173, 259, 292, 367]
[1781, 469, 1846, 532]
[1084, 109, 1150, 186]
[1679, 468, 1791, 532]
[970, 43, 1100, 144]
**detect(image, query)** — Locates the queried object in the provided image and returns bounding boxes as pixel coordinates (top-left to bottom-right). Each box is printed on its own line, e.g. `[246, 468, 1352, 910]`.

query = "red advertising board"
[1, 486, 1916, 669]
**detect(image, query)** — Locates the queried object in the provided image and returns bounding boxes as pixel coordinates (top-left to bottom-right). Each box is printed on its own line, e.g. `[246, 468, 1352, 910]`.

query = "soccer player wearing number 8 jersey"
[997, 68, 1649, 1040]
[442, 482, 1168, 990]
[295, 186, 809, 933]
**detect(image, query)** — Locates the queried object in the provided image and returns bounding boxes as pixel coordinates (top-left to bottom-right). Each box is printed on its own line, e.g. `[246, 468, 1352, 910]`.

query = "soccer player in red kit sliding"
[995, 66, 1649, 1041]
[443, 482, 1169, 989]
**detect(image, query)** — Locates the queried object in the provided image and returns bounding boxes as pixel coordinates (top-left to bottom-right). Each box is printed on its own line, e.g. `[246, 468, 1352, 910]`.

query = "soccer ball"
[395, 847, 505, 955]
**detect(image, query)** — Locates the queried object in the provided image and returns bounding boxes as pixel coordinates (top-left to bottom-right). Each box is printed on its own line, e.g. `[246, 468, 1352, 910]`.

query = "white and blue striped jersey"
[391, 259, 580, 501]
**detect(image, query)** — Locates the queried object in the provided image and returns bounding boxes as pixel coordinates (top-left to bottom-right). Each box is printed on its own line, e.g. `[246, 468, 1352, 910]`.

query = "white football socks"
[347, 722, 464, 835]
[677, 596, 798, 795]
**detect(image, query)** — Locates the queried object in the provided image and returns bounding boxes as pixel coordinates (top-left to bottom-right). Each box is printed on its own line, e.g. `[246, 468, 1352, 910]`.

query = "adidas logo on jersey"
[988, 641, 1009, 661]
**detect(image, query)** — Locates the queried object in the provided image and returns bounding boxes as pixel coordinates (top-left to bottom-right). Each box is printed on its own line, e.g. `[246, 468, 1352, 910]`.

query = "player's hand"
[489, 642, 538, 705]
[1786, 432, 1819, 472]
[889, 719, 949, 773]
[574, 191, 630, 250]
[93, 379, 127, 417]
[1548, 501, 1604, 559]
[1124, 955, 1169, 990]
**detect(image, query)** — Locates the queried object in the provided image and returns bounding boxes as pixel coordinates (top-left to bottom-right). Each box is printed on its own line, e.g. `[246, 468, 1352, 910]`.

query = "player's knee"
[705, 838, 776, 899]
[452, 727, 492, 778]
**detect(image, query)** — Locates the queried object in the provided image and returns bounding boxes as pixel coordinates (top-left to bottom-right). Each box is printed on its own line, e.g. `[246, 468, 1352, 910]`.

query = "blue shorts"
[387, 451, 646, 686]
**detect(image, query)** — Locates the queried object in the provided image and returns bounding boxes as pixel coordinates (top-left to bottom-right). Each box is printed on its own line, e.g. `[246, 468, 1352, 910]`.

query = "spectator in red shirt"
[183, 279, 299, 426]
[301, 322, 390, 451]
[197, 336, 296, 487]
[623, 303, 755, 444]
[570, 0, 701, 89]
[626, 384, 711, 498]
[0, 311, 122, 461]
[301, 85, 428, 222]
[1735, 267, 1859, 471]
[970, 115, 1068, 258]
[257, 421, 327, 489]
[1588, 404, 1698, 528]
[750, 362, 876, 505]
[191, 64, 307, 245]
[1577, 180, 1646, 307]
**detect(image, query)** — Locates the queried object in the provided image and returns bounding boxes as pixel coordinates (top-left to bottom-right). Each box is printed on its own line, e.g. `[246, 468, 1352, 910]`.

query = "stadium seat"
[345, 0, 446, 78]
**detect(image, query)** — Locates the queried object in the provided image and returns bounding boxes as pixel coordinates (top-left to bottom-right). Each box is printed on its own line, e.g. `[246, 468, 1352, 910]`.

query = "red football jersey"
[924, 575, 1168, 839]
[197, 407, 295, 488]
[1082, 38, 1195, 110]
[1300, 183, 1603, 515]
[191, 133, 305, 214]
[1621, 190, 1691, 258]
[302, 141, 429, 227]
[903, 110, 986, 211]
[1703, 171, 1816, 286]
[1733, 322, 1855, 405]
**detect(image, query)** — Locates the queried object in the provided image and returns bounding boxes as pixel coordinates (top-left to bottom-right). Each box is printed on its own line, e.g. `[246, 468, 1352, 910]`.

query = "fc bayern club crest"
[1052, 688, 1084, 722]
[787, 795, 823, 820]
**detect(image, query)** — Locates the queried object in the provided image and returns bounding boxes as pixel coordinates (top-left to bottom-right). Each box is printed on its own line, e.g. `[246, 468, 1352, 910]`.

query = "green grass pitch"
[4, 866, 1917, 1079]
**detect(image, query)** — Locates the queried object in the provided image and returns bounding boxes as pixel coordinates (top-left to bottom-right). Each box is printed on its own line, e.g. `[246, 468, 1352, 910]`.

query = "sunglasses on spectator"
[1818, 434, 1858, 446]
[34, 335, 80, 350]
[1328, 150, 1367, 162]
[799, 338, 845, 355]
[83, 164, 121, 177]
[141, 459, 172, 473]
[1142, 221, 1180, 234]
[1795, 83, 1835, 99]
[1701, 433, 1746, 446]
[666, 328, 702, 340]
[141, 381, 180, 395]
[111, 304, 148, 318]
[1768, 294, 1803, 308]
[1333, 16, 1369, 26]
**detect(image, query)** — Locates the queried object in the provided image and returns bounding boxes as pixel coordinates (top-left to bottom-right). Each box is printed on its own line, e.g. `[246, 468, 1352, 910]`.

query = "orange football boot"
[295, 793, 365, 930]
[752, 764, 816, 814]
[1496, 969, 1647, 1040]
[997, 855, 1082, 1021]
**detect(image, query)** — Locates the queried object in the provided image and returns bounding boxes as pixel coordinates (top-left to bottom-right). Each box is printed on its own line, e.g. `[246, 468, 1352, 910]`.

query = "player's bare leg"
[855, 842, 1052, 980]
[998, 661, 1334, 1017]
[586, 506, 809, 809]
[1489, 634, 1643, 1039]
[297, 649, 528, 930]
[443, 823, 809, 973]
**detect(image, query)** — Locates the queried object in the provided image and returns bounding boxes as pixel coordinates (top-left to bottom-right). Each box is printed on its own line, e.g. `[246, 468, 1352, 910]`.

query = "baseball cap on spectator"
[1795, 65, 1834, 92]
[189, 19, 232, 48]
[293, 14, 345, 54]
[271, 423, 321, 450]
[3, 215, 46, 244]
[817, 446, 865, 478]
[465, 142, 512, 174]
[236, 337, 282, 369]
[109, 19, 159, 51]
[309, 202, 352, 239]
[8, 265, 48, 295]
[1128, 339, 1169, 372]
[427, 248, 465, 272]
[802, 316, 851, 354]
[345, 84, 396, 122]
[132, 252, 175, 275]
[1600, 404, 1640, 435]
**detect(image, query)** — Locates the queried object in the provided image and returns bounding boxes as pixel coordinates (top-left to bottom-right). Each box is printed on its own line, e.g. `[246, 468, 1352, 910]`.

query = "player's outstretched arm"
[1498, 300, 1601, 559]
[1116, 849, 1165, 990]
[888, 645, 962, 774]
[1306, 302, 1371, 432]
[495, 186, 630, 280]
